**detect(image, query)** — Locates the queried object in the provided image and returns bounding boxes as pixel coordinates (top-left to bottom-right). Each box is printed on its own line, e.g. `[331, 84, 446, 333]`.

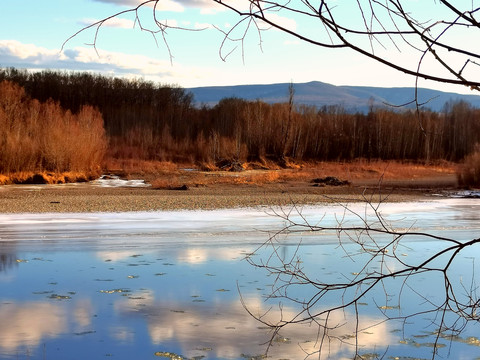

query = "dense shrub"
[0, 80, 107, 174]
[457, 145, 480, 188]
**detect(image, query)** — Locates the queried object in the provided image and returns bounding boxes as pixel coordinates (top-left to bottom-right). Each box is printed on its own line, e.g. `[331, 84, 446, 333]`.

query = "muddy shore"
[0, 175, 459, 213]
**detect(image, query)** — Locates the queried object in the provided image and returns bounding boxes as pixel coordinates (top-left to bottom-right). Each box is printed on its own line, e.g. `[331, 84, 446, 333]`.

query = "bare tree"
[240, 193, 480, 359]
[216, 1, 480, 91]
[65, 1, 480, 94]
[66, 2, 480, 358]
[62, 0, 204, 64]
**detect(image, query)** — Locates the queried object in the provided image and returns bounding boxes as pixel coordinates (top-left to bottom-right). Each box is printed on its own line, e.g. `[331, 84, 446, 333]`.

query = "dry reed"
[0, 80, 107, 179]
[457, 145, 480, 188]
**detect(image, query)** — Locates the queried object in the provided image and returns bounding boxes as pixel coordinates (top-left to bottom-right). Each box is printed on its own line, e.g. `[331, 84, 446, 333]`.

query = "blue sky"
[0, 0, 478, 93]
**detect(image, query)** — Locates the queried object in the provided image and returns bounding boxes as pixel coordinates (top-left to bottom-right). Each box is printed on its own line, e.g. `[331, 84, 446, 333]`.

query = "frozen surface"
[1, 199, 478, 247]
[91, 174, 151, 188]
[0, 199, 479, 359]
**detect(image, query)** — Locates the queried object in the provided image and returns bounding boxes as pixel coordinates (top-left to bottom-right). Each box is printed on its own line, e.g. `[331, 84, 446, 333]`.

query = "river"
[0, 199, 479, 359]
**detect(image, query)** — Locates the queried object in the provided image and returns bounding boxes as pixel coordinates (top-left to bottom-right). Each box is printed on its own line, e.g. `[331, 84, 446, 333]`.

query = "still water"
[0, 199, 479, 360]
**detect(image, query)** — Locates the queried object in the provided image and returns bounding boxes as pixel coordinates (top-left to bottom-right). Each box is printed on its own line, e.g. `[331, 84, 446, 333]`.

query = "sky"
[0, 0, 479, 94]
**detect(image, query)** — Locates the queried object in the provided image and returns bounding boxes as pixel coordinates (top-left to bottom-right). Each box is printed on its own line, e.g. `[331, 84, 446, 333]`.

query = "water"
[0, 199, 479, 359]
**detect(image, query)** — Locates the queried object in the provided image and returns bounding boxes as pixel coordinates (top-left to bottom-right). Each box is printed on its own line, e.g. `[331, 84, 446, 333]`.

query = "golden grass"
[1, 158, 455, 187]
[0, 171, 94, 185]
[457, 146, 480, 187]
[0, 174, 9, 185]
[307, 160, 456, 181]
[103, 158, 179, 176]
[149, 167, 282, 189]
[146, 160, 457, 189]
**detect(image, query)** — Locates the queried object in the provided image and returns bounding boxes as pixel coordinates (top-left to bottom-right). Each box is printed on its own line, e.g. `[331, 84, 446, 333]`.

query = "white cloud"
[158, 0, 227, 13]
[91, 0, 223, 12]
[79, 17, 136, 29]
[194, 22, 211, 29]
[63, 46, 185, 81]
[91, 0, 232, 14]
[92, 0, 185, 12]
[92, 0, 142, 5]
[163, 18, 179, 27]
[73, 48, 171, 73]
[0, 39, 218, 86]
[261, 13, 297, 32]
[150, 0, 185, 12]
[284, 39, 300, 46]
[0, 40, 68, 65]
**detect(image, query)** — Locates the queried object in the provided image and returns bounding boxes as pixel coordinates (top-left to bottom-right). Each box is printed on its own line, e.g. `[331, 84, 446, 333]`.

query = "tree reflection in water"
[243, 200, 480, 359]
[0, 205, 478, 359]
[0, 250, 18, 273]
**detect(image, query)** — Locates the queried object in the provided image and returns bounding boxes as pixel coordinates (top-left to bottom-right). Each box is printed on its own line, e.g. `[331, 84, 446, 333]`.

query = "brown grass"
[457, 145, 480, 188]
[144, 160, 456, 189]
[1, 156, 456, 188]
[103, 158, 179, 177]
[305, 160, 456, 181]
[0, 171, 93, 185]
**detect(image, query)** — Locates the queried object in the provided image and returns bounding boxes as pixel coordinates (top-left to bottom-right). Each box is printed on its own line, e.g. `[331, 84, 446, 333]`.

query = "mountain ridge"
[188, 81, 480, 112]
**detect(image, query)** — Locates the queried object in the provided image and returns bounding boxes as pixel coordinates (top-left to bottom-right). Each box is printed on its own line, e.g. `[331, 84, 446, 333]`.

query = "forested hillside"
[1, 68, 479, 179]
[189, 81, 480, 112]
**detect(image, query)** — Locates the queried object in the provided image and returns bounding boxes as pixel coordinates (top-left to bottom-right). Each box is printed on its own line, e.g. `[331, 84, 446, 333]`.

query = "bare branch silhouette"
[213, 1, 480, 90]
[65, 2, 480, 358]
[241, 195, 479, 358]
[66, 1, 480, 91]
[62, 0, 205, 64]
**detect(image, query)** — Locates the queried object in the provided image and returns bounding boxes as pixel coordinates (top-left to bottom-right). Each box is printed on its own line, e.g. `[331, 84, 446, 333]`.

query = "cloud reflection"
[176, 247, 248, 264]
[109, 326, 135, 343]
[73, 299, 94, 329]
[96, 250, 143, 262]
[114, 291, 393, 359]
[0, 299, 94, 354]
[0, 302, 67, 352]
[96, 246, 251, 265]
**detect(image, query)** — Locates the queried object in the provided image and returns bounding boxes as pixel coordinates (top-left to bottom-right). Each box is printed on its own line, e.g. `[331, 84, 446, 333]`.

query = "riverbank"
[0, 173, 459, 213]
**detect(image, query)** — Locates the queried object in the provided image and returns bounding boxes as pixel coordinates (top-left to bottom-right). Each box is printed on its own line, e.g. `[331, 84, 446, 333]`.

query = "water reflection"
[0, 200, 479, 359]
[0, 252, 17, 273]
[96, 247, 249, 265]
[115, 293, 392, 359]
[0, 301, 67, 351]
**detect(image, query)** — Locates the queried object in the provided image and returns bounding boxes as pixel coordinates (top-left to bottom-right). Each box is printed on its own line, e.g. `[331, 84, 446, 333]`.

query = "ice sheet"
[0, 199, 479, 250]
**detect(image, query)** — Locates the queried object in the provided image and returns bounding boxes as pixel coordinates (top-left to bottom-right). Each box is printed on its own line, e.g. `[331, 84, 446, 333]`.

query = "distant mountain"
[188, 81, 480, 113]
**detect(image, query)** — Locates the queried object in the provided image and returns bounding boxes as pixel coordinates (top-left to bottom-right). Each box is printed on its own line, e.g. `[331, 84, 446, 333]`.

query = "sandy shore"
[0, 175, 459, 213]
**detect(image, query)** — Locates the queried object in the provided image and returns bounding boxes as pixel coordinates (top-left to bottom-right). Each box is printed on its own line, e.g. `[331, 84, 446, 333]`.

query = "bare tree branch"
[62, 0, 204, 64]
[241, 197, 479, 358]
[66, 1, 480, 93]
[65, 2, 480, 358]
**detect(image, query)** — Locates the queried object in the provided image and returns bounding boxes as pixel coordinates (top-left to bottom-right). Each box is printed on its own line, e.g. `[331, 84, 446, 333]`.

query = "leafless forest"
[1, 68, 479, 181]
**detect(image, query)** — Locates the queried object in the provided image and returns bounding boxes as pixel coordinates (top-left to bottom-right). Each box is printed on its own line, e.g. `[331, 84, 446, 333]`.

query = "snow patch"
[91, 175, 151, 188]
